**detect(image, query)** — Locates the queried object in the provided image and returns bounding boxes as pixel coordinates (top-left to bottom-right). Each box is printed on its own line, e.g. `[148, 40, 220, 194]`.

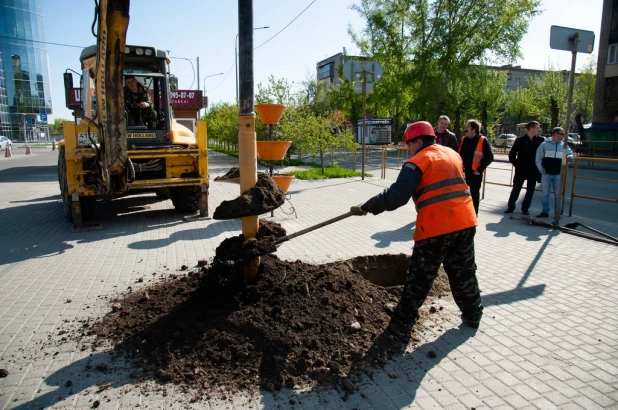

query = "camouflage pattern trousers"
[398, 226, 483, 321]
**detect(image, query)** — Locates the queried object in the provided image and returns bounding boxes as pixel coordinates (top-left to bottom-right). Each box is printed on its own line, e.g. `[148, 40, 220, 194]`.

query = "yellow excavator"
[58, 0, 209, 230]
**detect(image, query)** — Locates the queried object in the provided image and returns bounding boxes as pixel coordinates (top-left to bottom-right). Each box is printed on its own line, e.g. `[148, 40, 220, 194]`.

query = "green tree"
[503, 87, 541, 125]
[467, 66, 507, 134]
[49, 118, 68, 134]
[348, 0, 541, 122]
[203, 102, 238, 148]
[572, 56, 596, 124]
[527, 65, 568, 128]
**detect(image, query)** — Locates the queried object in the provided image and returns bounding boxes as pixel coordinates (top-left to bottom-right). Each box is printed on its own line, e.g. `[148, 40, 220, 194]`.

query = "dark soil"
[64, 221, 453, 400]
[213, 173, 285, 220]
[214, 167, 241, 181]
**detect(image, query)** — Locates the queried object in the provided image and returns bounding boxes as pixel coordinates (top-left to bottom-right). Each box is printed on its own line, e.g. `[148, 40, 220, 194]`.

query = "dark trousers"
[465, 172, 483, 215]
[397, 227, 483, 320]
[507, 176, 537, 212]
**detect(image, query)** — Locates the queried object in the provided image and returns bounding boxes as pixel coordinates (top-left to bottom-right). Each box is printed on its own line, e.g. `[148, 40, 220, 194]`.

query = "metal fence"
[568, 157, 618, 216]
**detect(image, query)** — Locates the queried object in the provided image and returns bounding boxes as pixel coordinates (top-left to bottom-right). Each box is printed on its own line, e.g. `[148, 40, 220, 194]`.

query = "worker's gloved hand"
[350, 205, 367, 216]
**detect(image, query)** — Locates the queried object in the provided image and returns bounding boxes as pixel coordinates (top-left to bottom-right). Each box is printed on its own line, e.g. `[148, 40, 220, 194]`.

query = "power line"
[207, 61, 235, 93]
[0, 35, 85, 49]
[255, 0, 318, 50]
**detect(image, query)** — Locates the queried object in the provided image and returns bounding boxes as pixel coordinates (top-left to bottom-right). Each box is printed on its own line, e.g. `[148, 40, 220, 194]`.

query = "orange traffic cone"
[52, 140, 56, 151]
[25, 145, 32, 155]
[5, 145, 12, 158]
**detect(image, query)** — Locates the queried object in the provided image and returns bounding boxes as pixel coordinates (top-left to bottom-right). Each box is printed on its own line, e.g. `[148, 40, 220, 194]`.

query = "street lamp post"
[235, 26, 269, 103]
[201, 73, 224, 115]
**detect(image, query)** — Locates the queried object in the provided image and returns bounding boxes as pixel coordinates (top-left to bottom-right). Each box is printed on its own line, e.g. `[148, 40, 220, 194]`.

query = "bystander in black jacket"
[505, 134, 545, 214]
[509, 134, 545, 181]
[434, 127, 459, 151]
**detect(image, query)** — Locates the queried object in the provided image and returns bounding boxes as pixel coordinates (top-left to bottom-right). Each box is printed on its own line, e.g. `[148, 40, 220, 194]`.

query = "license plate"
[128, 133, 157, 139]
[78, 132, 98, 145]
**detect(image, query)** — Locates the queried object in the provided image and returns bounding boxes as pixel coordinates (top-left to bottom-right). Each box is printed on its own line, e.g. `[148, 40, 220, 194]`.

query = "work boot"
[392, 305, 418, 326]
[504, 207, 515, 214]
[460, 310, 483, 329]
[536, 212, 549, 218]
[522, 210, 529, 216]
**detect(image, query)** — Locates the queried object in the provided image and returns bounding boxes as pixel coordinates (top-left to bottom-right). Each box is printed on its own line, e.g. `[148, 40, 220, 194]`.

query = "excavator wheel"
[155, 188, 171, 199]
[58, 146, 97, 223]
[170, 185, 200, 213]
[58, 147, 72, 221]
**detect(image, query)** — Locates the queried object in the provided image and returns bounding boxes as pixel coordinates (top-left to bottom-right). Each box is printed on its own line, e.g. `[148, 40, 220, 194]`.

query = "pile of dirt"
[213, 173, 285, 220]
[214, 167, 241, 181]
[69, 221, 453, 399]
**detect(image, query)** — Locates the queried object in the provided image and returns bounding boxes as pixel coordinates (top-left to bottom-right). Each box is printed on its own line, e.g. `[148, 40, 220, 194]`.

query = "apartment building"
[592, 0, 618, 123]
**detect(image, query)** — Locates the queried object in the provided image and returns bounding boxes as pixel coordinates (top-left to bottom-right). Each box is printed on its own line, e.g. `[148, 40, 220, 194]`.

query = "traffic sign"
[342, 60, 362, 82]
[550, 26, 595, 53]
[363, 61, 383, 82]
[40, 113, 48, 121]
[354, 82, 374, 94]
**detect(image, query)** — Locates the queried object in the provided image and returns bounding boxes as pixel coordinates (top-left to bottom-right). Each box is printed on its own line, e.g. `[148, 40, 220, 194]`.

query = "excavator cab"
[78, 45, 179, 147]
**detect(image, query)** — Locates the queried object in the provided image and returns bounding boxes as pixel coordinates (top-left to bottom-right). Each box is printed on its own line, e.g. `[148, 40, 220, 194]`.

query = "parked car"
[0, 136, 12, 151]
[567, 136, 582, 151]
[493, 134, 517, 148]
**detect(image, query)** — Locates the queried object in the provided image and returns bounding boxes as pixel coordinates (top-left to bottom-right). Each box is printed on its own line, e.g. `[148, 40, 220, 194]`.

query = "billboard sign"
[356, 118, 393, 144]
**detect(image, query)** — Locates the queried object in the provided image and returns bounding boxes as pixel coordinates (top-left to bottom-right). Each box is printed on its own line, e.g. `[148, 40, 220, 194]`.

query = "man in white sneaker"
[535, 127, 573, 218]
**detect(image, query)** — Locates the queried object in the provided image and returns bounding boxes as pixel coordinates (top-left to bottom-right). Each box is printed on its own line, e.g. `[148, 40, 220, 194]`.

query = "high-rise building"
[593, 0, 618, 123]
[0, 0, 52, 141]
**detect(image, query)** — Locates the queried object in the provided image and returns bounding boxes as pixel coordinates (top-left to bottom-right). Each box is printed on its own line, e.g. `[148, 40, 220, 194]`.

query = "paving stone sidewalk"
[0, 150, 616, 409]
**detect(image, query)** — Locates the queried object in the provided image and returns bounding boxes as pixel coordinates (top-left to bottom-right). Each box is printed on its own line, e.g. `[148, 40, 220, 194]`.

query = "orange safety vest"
[408, 145, 477, 241]
[458, 135, 486, 172]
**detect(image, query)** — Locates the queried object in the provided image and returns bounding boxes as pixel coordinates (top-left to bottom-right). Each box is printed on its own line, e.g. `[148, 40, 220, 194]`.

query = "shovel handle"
[274, 211, 355, 245]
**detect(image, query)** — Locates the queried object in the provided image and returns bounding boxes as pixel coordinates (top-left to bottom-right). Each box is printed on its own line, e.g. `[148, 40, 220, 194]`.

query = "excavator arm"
[94, 0, 130, 192]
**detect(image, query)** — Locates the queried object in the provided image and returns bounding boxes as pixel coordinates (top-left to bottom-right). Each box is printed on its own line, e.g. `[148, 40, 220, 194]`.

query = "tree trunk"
[550, 97, 559, 129]
[454, 109, 462, 139]
[319, 149, 325, 175]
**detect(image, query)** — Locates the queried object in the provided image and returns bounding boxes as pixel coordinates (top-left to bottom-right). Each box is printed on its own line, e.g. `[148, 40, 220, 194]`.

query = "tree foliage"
[503, 87, 540, 125]
[527, 65, 568, 128]
[49, 118, 68, 134]
[572, 56, 596, 124]
[203, 102, 238, 147]
[344, 0, 541, 124]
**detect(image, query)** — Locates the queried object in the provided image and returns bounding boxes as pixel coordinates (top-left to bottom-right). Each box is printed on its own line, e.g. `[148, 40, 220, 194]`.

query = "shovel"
[243, 211, 355, 282]
[273, 211, 355, 246]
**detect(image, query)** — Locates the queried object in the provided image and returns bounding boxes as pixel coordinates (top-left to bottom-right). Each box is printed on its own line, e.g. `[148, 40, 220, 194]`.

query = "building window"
[609, 44, 618, 64]
[318, 63, 334, 80]
[515, 78, 520, 85]
[507, 73, 512, 81]
[506, 86, 511, 93]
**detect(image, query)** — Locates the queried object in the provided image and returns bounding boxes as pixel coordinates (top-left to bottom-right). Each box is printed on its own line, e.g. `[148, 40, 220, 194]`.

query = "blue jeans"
[541, 173, 561, 214]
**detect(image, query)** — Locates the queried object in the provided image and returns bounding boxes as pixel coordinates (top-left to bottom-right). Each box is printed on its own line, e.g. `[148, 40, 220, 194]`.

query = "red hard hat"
[404, 121, 435, 143]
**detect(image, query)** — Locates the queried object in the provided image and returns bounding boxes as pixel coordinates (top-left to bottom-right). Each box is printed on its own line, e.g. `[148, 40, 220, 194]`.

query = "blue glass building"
[0, 0, 52, 141]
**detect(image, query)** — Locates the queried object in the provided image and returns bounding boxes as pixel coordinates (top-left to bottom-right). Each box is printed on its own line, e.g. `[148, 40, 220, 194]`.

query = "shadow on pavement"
[371, 222, 416, 248]
[0, 194, 239, 266]
[485, 215, 548, 242]
[0, 165, 58, 183]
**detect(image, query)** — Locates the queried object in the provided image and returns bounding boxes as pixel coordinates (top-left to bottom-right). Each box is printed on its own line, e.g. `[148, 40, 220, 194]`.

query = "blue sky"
[43, 0, 603, 121]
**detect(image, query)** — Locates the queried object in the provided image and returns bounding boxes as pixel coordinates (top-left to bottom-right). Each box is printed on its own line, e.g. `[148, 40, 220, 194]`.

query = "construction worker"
[458, 119, 494, 214]
[351, 121, 484, 328]
[124, 76, 157, 129]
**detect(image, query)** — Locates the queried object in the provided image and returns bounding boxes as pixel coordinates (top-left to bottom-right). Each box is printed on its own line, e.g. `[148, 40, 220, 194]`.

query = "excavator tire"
[170, 185, 200, 213]
[155, 188, 171, 199]
[58, 146, 97, 222]
[58, 147, 72, 221]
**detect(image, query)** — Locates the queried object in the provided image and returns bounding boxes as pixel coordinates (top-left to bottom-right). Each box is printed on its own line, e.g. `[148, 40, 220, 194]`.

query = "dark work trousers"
[397, 227, 483, 320]
[465, 172, 483, 215]
[507, 175, 537, 212]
